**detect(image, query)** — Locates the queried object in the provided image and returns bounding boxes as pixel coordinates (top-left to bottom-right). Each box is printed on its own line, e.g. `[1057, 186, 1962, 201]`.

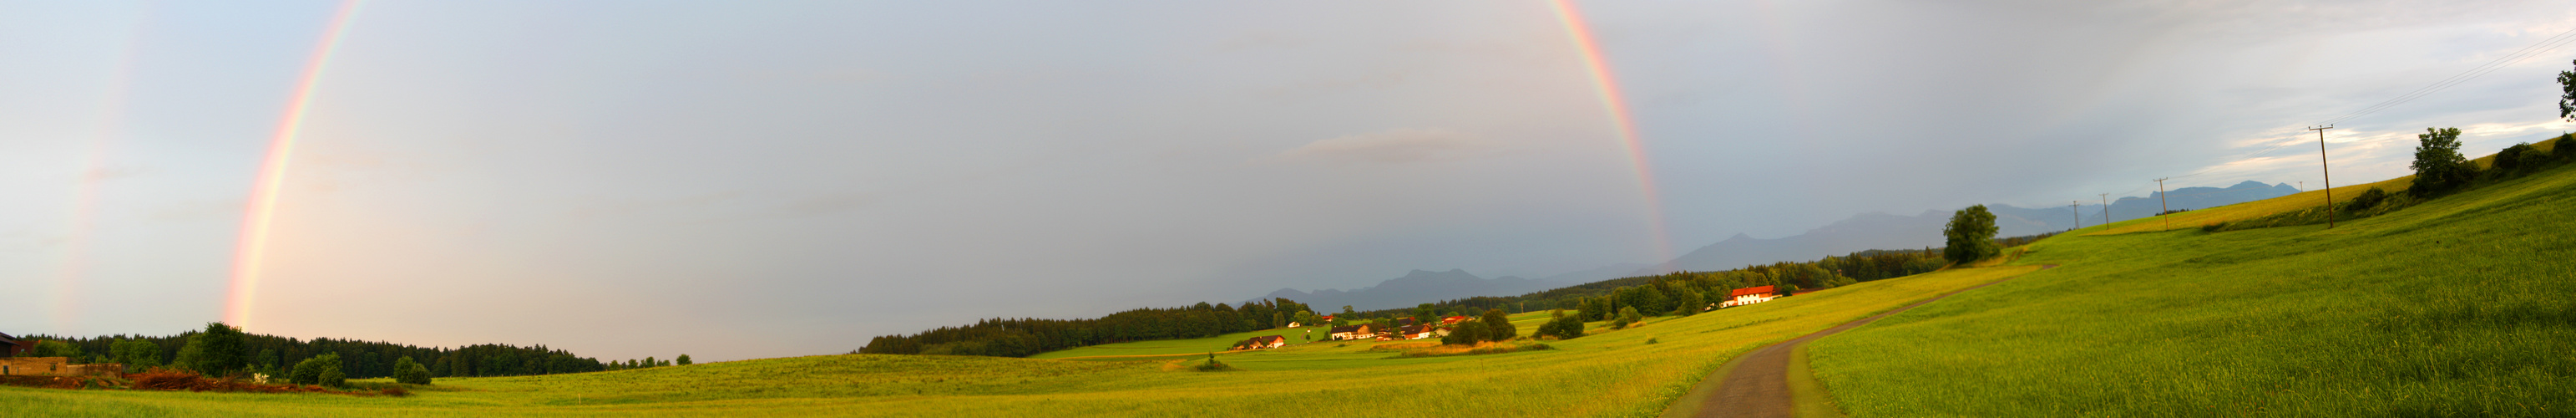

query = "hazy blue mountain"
[1640, 180, 2300, 274]
[1260, 181, 2302, 309]
[1260, 268, 1575, 312]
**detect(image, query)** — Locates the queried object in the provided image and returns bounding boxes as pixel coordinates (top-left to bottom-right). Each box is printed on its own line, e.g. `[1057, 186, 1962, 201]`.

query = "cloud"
[1270, 129, 1497, 164]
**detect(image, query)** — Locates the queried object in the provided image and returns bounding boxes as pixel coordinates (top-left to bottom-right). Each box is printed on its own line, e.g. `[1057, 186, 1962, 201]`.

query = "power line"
[2317, 26, 2576, 126]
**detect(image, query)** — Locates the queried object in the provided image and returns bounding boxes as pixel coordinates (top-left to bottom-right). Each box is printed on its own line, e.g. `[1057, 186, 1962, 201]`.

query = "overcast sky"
[5, 0, 2573, 362]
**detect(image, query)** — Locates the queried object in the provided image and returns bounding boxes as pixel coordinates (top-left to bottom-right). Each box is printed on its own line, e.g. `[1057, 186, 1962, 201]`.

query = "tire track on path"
[1663, 265, 2058, 418]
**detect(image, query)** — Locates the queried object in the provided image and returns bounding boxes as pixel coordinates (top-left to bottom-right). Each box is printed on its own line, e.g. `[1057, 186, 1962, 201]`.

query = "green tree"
[1673, 290, 1706, 317]
[2411, 127, 2472, 197]
[1413, 303, 1440, 325]
[111, 339, 162, 373]
[1480, 309, 1517, 342]
[2558, 59, 2575, 121]
[392, 356, 433, 385]
[644, 356, 656, 368]
[676, 354, 693, 365]
[32, 340, 84, 360]
[1943, 205, 2000, 264]
[184, 322, 249, 375]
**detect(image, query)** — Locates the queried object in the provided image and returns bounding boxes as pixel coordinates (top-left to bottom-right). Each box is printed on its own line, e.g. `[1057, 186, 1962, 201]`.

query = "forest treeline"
[857, 298, 1323, 357]
[858, 232, 2059, 358]
[24, 327, 607, 379]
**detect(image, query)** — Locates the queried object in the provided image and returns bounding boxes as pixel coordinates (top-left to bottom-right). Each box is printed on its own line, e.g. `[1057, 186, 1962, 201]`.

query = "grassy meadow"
[4, 267, 2040, 416]
[1809, 154, 2576, 415]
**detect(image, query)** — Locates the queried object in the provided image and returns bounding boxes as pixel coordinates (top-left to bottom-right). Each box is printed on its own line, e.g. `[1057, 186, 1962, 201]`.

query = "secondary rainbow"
[225, 0, 367, 329]
[1546, 0, 1676, 265]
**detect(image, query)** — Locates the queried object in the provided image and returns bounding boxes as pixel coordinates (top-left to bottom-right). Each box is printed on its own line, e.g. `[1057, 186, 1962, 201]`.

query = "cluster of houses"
[1254, 285, 1788, 348]
[1227, 335, 1288, 350]
[1320, 316, 1470, 342]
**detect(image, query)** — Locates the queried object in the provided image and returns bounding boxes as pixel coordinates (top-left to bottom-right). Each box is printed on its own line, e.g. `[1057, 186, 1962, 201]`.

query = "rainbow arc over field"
[225, 0, 367, 329]
[1547, 0, 1676, 264]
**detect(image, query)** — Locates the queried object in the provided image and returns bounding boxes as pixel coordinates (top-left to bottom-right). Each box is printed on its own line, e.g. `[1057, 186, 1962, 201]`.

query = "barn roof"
[1729, 286, 1778, 297]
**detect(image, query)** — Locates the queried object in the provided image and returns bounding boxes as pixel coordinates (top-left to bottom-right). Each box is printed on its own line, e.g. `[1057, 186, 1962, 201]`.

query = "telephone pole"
[2072, 201, 2083, 230]
[2307, 125, 2337, 229]
[2153, 177, 2170, 232]
[2098, 193, 2111, 225]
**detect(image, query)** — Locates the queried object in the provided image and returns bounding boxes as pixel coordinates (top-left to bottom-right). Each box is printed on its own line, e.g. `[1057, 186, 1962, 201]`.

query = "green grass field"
[5, 267, 2039, 416]
[1028, 312, 1558, 359]
[1809, 155, 2576, 415]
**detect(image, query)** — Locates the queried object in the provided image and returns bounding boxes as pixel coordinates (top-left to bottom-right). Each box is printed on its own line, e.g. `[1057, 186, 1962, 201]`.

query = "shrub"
[289, 354, 342, 386]
[1441, 321, 1487, 345]
[2558, 134, 2576, 159]
[391, 356, 431, 385]
[676, 354, 692, 366]
[1535, 313, 1586, 340]
[2495, 142, 2536, 173]
[2342, 187, 2389, 212]
[1612, 307, 1643, 329]
[1646, 337, 1660, 344]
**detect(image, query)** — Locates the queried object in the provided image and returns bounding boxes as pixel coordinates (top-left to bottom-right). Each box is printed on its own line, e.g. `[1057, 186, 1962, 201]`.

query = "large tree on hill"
[1943, 205, 2000, 265]
[2411, 127, 2472, 197]
[2558, 59, 2575, 121]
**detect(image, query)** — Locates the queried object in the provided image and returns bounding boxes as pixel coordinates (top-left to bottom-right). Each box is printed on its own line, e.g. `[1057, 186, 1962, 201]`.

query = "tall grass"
[1808, 161, 2576, 415]
[7, 267, 2040, 417]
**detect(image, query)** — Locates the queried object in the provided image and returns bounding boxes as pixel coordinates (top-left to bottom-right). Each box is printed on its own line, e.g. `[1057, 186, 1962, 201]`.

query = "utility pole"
[2098, 193, 2111, 225]
[2153, 177, 2170, 232]
[2072, 201, 2083, 230]
[2307, 125, 2337, 229]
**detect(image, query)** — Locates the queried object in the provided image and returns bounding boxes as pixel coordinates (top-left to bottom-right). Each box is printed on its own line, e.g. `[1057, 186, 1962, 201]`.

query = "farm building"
[1723, 286, 1779, 307]
[0, 332, 28, 357]
[1396, 325, 1432, 339]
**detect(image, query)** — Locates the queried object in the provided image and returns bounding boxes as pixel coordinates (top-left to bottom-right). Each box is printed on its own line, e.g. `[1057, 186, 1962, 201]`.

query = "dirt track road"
[1665, 265, 2055, 418]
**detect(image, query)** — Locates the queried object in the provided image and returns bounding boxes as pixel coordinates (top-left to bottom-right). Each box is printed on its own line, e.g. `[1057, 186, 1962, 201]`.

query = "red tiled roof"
[1729, 286, 1776, 297]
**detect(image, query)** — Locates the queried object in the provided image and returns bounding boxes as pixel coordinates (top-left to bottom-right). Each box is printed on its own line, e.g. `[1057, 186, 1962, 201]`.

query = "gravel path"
[1666, 265, 2055, 418]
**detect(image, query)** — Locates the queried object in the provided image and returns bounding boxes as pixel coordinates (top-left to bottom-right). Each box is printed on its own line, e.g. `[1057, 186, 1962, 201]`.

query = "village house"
[1723, 285, 1779, 307]
[1328, 324, 1375, 341]
[1440, 316, 1468, 325]
[1396, 325, 1433, 339]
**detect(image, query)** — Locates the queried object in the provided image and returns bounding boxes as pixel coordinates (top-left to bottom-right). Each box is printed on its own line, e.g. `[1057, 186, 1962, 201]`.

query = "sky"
[3, 0, 2573, 362]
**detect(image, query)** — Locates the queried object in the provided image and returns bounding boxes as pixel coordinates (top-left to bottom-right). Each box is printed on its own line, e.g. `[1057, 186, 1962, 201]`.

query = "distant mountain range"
[1259, 180, 2300, 312]
[1260, 269, 1576, 312]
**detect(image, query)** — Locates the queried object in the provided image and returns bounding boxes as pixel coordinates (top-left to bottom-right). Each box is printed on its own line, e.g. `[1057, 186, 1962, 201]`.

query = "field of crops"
[1809, 154, 2576, 415]
[4, 267, 2039, 416]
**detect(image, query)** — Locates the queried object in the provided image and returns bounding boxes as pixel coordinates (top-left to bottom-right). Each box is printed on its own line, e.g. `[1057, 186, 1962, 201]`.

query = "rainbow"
[224, 0, 366, 329]
[1546, 0, 1676, 265]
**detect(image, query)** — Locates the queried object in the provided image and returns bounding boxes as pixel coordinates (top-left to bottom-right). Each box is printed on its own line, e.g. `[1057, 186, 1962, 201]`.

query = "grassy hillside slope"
[1809, 153, 2576, 415]
[2092, 135, 2564, 236]
[6, 267, 2042, 417]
